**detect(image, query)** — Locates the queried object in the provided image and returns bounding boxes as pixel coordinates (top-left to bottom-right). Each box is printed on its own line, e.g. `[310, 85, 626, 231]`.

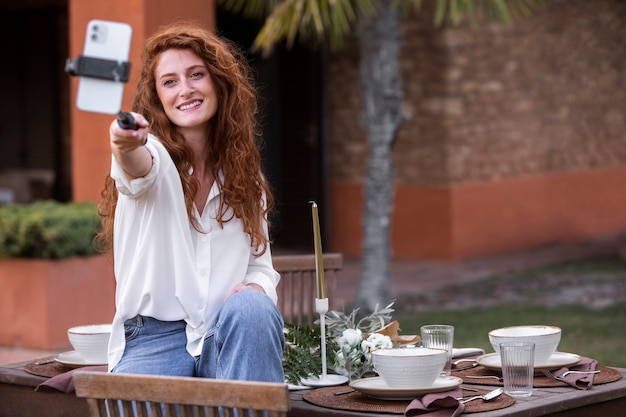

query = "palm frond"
[221, 0, 379, 55]
[216, 0, 280, 18]
[218, 0, 543, 55]
[432, 0, 543, 27]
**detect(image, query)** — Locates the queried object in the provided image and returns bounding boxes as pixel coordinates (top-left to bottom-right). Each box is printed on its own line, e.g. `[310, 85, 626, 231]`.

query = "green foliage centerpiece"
[283, 301, 396, 385]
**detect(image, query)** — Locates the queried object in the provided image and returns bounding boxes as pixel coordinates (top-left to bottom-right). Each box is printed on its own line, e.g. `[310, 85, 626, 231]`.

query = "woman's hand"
[225, 283, 265, 300]
[110, 112, 150, 152]
[110, 112, 152, 178]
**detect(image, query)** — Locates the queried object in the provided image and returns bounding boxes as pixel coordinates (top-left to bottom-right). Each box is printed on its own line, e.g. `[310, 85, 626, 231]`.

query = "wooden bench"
[273, 253, 342, 327]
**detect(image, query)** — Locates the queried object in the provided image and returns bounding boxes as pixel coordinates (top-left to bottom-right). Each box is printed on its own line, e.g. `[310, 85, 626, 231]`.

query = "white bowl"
[372, 347, 447, 388]
[488, 325, 561, 365]
[67, 324, 111, 363]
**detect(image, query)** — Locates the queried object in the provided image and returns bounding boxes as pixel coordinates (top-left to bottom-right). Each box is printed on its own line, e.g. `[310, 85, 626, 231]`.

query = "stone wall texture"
[328, 0, 626, 186]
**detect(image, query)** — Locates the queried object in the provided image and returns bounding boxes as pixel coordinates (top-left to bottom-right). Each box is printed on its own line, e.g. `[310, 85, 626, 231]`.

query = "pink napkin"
[405, 388, 465, 417]
[35, 365, 108, 393]
[552, 357, 597, 390]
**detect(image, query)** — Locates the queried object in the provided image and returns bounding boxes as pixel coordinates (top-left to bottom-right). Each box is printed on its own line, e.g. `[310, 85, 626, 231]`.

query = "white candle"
[310, 201, 326, 299]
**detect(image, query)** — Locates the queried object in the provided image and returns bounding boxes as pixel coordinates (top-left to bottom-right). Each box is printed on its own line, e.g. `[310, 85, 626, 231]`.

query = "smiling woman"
[92, 22, 285, 381]
[154, 50, 218, 139]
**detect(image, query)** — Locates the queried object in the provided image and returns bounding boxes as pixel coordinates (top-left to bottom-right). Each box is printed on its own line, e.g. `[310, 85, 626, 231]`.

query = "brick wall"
[328, 0, 626, 186]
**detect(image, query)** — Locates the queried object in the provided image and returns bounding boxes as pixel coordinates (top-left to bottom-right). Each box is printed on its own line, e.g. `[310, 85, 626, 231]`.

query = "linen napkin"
[35, 365, 107, 393]
[551, 357, 598, 390]
[451, 348, 485, 359]
[405, 388, 465, 417]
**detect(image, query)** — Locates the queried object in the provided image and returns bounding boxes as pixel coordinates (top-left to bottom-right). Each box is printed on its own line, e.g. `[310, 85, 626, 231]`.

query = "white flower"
[338, 328, 363, 349]
[332, 330, 394, 379]
[361, 333, 392, 361]
[326, 302, 396, 380]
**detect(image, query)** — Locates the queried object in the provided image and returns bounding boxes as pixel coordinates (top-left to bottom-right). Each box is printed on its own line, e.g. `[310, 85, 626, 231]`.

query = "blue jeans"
[111, 290, 285, 382]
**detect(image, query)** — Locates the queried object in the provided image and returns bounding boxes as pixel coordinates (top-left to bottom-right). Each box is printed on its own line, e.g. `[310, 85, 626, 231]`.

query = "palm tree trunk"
[354, 0, 403, 311]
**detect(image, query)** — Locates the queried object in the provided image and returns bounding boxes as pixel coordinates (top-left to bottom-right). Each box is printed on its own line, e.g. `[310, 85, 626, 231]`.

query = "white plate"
[287, 383, 313, 391]
[477, 352, 581, 371]
[301, 374, 349, 387]
[349, 376, 462, 400]
[55, 350, 107, 368]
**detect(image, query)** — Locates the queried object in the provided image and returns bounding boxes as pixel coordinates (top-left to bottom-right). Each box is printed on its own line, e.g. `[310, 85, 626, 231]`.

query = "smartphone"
[75, 20, 132, 115]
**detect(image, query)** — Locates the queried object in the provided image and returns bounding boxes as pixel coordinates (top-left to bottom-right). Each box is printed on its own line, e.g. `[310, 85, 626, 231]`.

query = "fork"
[541, 369, 563, 381]
[562, 370, 601, 377]
[542, 369, 600, 381]
[465, 375, 504, 382]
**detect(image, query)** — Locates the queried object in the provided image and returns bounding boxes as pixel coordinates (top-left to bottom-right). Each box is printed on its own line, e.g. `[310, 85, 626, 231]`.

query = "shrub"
[0, 200, 100, 259]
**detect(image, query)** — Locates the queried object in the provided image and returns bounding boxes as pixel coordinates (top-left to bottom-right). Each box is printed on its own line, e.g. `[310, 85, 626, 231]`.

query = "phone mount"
[65, 55, 131, 83]
[65, 54, 137, 129]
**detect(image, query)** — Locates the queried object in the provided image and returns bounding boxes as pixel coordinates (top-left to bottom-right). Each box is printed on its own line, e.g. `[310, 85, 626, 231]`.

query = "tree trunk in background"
[354, 0, 403, 311]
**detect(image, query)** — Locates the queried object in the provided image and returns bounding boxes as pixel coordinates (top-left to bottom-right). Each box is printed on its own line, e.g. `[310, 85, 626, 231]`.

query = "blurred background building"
[0, 0, 624, 260]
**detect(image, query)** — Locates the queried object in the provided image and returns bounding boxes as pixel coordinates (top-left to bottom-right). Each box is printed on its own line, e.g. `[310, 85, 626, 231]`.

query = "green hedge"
[0, 200, 100, 259]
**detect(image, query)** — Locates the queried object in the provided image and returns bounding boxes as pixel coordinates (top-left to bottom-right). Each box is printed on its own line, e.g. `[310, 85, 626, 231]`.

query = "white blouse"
[107, 134, 279, 370]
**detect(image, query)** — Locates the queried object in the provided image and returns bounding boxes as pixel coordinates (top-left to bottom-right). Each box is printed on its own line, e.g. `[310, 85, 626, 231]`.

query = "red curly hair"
[95, 22, 273, 255]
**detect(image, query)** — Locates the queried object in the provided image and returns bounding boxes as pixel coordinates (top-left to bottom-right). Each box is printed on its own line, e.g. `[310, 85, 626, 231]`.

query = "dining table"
[1, 356, 625, 417]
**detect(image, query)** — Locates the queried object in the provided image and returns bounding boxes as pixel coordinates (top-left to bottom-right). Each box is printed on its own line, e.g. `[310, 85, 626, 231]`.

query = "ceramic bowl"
[488, 325, 561, 365]
[67, 324, 111, 363]
[372, 347, 447, 388]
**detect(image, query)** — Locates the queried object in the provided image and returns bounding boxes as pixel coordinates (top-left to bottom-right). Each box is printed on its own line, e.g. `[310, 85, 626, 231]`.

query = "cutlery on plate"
[34, 358, 55, 365]
[542, 369, 600, 381]
[465, 375, 504, 382]
[460, 386, 481, 392]
[454, 363, 479, 371]
[562, 370, 600, 377]
[458, 387, 504, 404]
[452, 359, 479, 371]
[541, 369, 564, 381]
[453, 358, 477, 366]
[334, 388, 356, 395]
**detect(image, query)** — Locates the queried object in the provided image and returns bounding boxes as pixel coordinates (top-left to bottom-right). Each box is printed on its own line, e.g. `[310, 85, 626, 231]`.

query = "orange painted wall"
[449, 166, 626, 259]
[331, 166, 626, 260]
[69, 0, 215, 202]
[329, 181, 364, 255]
[0, 256, 115, 349]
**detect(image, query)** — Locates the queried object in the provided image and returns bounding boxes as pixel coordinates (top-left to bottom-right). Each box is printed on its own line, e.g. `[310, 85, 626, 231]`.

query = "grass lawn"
[394, 256, 626, 368]
[397, 303, 626, 368]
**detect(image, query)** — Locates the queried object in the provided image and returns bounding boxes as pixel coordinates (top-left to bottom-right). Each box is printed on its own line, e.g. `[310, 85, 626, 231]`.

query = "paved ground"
[334, 235, 624, 311]
[1, 236, 623, 365]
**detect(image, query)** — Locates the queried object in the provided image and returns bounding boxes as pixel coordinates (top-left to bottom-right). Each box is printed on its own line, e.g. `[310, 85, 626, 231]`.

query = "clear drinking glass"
[420, 324, 454, 376]
[500, 341, 535, 397]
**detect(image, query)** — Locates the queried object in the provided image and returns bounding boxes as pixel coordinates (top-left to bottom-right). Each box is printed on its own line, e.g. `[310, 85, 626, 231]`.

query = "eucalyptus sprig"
[324, 301, 396, 338]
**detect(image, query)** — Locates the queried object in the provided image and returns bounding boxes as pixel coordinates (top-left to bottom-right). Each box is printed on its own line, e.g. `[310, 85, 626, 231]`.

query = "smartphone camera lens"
[90, 23, 106, 42]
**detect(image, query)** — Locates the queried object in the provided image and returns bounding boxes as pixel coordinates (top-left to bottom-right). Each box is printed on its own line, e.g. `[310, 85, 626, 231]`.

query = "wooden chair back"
[73, 371, 290, 417]
[273, 253, 342, 326]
